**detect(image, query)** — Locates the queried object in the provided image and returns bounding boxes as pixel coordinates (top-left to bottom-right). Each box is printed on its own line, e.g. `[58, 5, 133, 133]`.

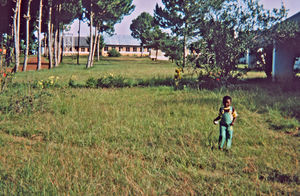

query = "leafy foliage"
[188, 0, 296, 82]
[107, 49, 121, 57]
[33, 76, 60, 89]
[130, 12, 154, 45]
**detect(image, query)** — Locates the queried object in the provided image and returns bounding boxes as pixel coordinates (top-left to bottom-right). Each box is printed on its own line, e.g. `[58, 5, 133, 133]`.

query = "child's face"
[224, 99, 231, 108]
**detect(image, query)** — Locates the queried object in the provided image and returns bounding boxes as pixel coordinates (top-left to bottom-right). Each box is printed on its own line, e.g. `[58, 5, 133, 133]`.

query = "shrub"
[86, 77, 98, 88]
[33, 76, 59, 89]
[137, 77, 174, 87]
[107, 49, 121, 57]
[97, 74, 131, 88]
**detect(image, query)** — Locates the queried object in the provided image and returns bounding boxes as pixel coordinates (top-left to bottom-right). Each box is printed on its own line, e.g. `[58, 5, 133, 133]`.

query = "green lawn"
[15, 56, 177, 85]
[0, 57, 299, 194]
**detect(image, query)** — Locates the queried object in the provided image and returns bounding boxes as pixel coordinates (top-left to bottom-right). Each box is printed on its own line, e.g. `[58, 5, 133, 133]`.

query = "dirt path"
[5, 56, 50, 72]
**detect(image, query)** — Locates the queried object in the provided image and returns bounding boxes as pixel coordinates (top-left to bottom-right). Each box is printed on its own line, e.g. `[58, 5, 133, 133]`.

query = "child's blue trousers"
[219, 125, 233, 149]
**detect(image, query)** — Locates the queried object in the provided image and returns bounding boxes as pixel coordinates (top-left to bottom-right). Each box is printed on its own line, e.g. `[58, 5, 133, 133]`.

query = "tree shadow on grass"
[259, 167, 300, 185]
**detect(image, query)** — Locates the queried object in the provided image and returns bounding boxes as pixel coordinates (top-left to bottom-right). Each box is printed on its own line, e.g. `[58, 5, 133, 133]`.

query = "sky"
[66, 0, 300, 36]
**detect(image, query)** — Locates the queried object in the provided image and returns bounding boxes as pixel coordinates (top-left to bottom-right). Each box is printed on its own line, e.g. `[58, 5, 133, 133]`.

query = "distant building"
[62, 34, 149, 57]
[247, 11, 300, 81]
[61, 34, 169, 60]
[272, 11, 300, 81]
[102, 34, 149, 57]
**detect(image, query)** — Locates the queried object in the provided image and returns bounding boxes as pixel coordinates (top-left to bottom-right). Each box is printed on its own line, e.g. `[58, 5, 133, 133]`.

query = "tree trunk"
[44, 34, 47, 56]
[91, 25, 98, 67]
[97, 33, 100, 61]
[23, 0, 32, 71]
[54, 27, 58, 67]
[60, 31, 64, 63]
[13, 0, 21, 72]
[77, 18, 81, 65]
[86, 2, 93, 69]
[47, 5, 53, 69]
[0, 33, 3, 68]
[58, 28, 63, 64]
[182, 33, 186, 68]
[37, 0, 43, 70]
[155, 48, 158, 61]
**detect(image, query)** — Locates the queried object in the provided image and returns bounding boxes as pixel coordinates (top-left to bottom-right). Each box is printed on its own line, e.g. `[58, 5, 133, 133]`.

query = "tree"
[77, 13, 83, 65]
[83, 0, 135, 68]
[23, 0, 32, 71]
[154, 0, 208, 68]
[46, 0, 53, 69]
[44, 0, 82, 67]
[143, 26, 167, 61]
[130, 12, 154, 56]
[190, 0, 294, 81]
[97, 34, 105, 61]
[13, 0, 22, 72]
[160, 35, 183, 63]
[37, 0, 43, 70]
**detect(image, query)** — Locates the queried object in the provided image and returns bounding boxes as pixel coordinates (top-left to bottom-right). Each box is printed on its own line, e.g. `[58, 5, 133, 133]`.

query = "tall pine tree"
[154, 0, 209, 67]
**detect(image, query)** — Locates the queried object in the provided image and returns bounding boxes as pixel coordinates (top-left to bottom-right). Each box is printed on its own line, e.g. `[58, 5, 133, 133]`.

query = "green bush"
[86, 77, 98, 88]
[97, 74, 131, 88]
[137, 77, 174, 87]
[107, 49, 121, 57]
[33, 76, 60, 89]
[70, 75, 199, 89]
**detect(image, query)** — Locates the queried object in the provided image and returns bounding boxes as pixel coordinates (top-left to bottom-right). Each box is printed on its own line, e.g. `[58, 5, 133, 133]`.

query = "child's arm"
[213, 107, 222, 124]
[231, 117, 236, 126]
[213, 116, 221, 125]
[230, 107, 237, 126]
[213, 116, 221, 122]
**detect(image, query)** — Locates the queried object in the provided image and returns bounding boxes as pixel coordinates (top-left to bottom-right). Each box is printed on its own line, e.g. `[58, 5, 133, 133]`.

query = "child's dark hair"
[223, 95, 232, 105]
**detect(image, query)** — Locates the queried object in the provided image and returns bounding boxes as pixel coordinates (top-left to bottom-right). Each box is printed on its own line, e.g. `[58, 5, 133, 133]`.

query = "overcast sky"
[66, 0, 300, 36]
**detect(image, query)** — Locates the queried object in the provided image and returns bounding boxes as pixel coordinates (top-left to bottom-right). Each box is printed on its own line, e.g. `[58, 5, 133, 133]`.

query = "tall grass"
[0, 57, 299, 194]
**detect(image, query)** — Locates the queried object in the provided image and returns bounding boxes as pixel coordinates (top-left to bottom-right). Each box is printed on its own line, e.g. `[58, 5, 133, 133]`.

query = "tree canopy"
[130, 12, 154, 45]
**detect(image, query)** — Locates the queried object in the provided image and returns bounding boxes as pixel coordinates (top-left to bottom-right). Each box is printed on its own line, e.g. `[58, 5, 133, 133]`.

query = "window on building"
[126, 47, 130, 52]
[133, 47, 137, 52]
[104, 47, 108, 51]
[81, 48, 85, 52]
[112, 46, 116, 50]
[119, 47, 123, 52]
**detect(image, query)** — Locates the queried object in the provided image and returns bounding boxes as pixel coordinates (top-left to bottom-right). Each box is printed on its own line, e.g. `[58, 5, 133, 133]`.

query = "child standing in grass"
[213, 96, 237, 150]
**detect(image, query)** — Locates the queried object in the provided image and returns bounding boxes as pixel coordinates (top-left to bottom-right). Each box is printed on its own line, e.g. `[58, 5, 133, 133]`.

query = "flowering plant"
[174, 68, 184, 90]
[35, 76, 59, 89]
[0, 71, 13, 92]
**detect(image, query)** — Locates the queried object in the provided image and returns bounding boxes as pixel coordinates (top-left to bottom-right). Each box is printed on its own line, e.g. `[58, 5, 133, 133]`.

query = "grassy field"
[0, 56, 299, 195]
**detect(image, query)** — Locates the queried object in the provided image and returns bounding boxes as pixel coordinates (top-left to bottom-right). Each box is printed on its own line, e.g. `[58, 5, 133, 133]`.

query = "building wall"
[63, 47, 89, 56]
[149, 49, 169, 61]
[272, 40, 299, 81]
[102, 45, 150, 57]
